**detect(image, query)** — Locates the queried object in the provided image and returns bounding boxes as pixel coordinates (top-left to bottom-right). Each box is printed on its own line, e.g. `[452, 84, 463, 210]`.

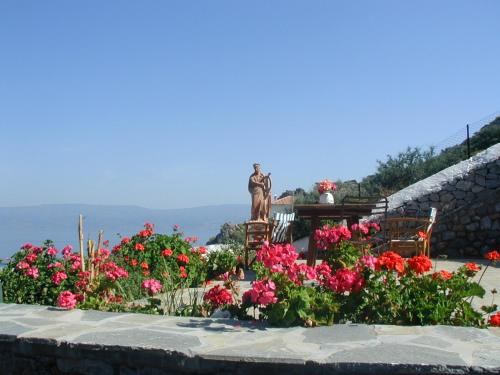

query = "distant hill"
[0, 204, 248, 260]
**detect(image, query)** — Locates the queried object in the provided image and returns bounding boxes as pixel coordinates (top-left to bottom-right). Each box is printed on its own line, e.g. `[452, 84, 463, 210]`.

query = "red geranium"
[407, 255, 432, 275]
[177, 254, 190, 264]
[490, 312, 500, 327]
[432, 270, 453, 280]
[135, 243, 145, 251]
[162, 248, 173, 257]
[203, 285, 233, 308]
[485, 250, 500, 262]
[464, 262, 481, 272]
[376, 251, 406, 275]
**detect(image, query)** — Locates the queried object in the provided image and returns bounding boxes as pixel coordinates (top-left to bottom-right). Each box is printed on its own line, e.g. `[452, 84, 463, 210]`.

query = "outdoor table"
[295, 203, 376, 266]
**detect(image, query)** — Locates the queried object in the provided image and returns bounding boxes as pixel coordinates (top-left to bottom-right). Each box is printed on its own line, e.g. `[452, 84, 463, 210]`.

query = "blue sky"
[1, 1, 499, 209]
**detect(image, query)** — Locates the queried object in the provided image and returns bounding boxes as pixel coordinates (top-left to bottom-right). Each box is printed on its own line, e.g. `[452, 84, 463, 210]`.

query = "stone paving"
[0, 259, 499, 374]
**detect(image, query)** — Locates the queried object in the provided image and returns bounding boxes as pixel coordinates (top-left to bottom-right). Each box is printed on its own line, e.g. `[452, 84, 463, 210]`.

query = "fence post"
[466, 124, 471, 158]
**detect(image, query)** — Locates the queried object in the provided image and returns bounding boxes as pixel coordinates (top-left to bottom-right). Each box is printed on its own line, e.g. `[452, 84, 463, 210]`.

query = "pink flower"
[256, 242, 298, 273]
[287, 263, 317, 285]
[51, 271, 68, 285]
[16, 261, 30, 270]
[121, 237, 131, 245]
[177, 254, 190, 264]
[144, 222, 154, 231]
[47, 261, 63, 269]
[21, 243, 34, 250]
[314, 225, 352, 250]
[358, 255, 378, 270]
[46, 247, 58, 256]
[327, 268, 365, 294]
[184, 236, 199, 243]
[26, 267, 39, 279]
[315, 262, 332, 282]
[135, 243, 145, 251]
[25, 253, 37, 264]
[100, 262, 129, 281]
[243, 280, 278, 306]
[62, 245, 73, 259]
[57, 291, 78, 309]
[141, 279, 163, 295]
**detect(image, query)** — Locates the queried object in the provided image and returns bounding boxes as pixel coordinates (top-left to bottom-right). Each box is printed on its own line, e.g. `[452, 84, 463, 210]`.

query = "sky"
[0, 1, 499, 209]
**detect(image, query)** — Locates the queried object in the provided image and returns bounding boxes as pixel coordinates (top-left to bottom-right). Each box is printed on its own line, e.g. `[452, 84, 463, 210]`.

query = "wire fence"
[432, 111, 500, 158]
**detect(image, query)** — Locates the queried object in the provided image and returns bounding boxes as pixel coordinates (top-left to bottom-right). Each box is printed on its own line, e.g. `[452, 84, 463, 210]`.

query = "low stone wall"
[1, 303, 500, 375]
[386, 143, 500, 257]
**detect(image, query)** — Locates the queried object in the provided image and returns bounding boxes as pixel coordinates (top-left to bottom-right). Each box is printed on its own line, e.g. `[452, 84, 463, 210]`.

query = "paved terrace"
[0, 259, 499, 375]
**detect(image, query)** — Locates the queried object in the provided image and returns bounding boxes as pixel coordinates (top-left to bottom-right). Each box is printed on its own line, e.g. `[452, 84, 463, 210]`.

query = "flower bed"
[1, 222, 499, 328]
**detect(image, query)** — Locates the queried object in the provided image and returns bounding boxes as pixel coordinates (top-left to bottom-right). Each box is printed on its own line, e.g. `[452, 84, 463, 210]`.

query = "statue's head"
[253, 163, 261, 173]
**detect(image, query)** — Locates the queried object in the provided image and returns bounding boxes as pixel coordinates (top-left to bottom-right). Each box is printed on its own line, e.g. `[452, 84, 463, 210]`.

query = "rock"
[480, 217, 492, 230]
[456, 180, 473, 191]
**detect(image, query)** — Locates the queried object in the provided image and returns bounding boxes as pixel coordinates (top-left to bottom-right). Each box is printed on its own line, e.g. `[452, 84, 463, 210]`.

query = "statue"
[248, 163, 272, 222]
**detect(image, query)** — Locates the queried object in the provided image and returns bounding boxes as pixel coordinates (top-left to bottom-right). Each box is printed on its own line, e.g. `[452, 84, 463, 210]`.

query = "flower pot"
[319, 192, 334, 204]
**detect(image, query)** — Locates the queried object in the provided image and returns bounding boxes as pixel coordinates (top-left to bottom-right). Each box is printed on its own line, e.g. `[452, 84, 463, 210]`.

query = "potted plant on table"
[317, 179, 337, 204]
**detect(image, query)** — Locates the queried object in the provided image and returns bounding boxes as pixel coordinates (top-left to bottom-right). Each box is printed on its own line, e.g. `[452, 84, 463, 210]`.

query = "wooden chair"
[271, 212, 295, 244]
[243, 221, 274, 269]
[386, 207, 437, 257]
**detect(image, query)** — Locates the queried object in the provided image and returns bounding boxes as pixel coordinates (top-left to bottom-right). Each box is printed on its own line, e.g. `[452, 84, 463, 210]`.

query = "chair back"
[271, 212, 295, 243]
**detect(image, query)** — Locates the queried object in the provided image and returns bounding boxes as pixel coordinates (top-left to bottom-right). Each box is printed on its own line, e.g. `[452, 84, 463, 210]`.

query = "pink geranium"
[314, 225, 352, 250]
[100, 262, 129, 281]
[317, 179, 337, 194]
[287, 263, 317, 285]
[51, 271, 68, 285]
[243, 280, 278, 306]
[358, 255, 378, 270]
[141, 279, 163, 295]
[256, 242, 298, 273]
[46, 247, 58, 256]
[57, 291, 78, 309]
[62, 245, 73, 259]
[16, 261, 30, 270]
[327, 268, 365, 294]
[25, 253, 37, 264]
[26, 267, 39, 279]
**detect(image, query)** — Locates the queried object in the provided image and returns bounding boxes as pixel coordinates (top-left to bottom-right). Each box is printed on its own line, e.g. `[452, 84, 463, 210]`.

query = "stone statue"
[248, 163, 272, 222]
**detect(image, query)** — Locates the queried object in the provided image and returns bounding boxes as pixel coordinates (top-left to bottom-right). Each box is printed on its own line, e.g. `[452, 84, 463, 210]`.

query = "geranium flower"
[57, 291, 78, 309]
[51, 271, 68, 285]
[162, 248, 173, 257]
[417, 231, 428, 240]
[121, 237, 131, 245]
[464, 262, 481, 272]
[46, 247, 58, 256]
[317, 179, 337, 194]
[256, 242, 298, 272]
[432, 270, 453, 280]
[25, 253, 37, 264]
[243, 280, 278, 306]
[203, 285, 233, 308]
[490, 312, 500, 327]
[358, 255, 378, 270]
[135, 243, 145, 251]
[376, 251, 406, 275]
[179, 266, 188, 278]
[26, 267, 39, 279]
[314, 225, 352, 250]
[407, 255, 432, 275]
[16, 261, 30, 270]
[100, 262, 129, 280]
[485, 250, 500, 262]
[327, 268, 365, 293]
[141, 279, 163, 296]
[130, 259, 138, 267]
[177, 254, 190, 264]
[140, 262, 149, 270]
[62, 245, 73, 258]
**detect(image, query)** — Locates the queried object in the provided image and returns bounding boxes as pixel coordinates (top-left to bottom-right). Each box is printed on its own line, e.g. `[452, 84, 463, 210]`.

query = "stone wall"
[385, 143, 500, 257]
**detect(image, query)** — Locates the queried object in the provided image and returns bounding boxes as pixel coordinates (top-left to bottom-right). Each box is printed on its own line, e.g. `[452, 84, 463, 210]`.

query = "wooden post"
[78, 215, 85, 272]
[88, 239, 95, 281]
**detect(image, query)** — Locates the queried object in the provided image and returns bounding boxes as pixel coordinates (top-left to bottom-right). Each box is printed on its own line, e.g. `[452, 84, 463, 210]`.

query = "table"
[295, 203, 377, 266]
